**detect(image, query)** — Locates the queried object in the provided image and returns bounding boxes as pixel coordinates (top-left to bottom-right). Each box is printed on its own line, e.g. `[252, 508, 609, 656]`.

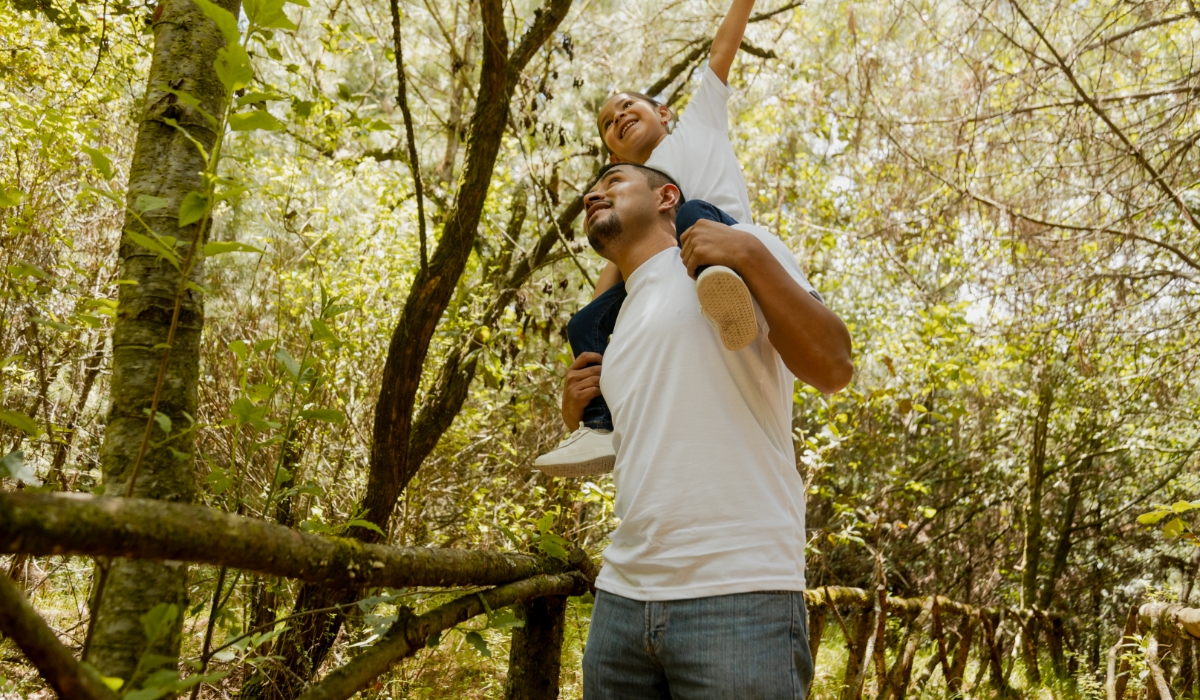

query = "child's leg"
[564, 281, 627, 431]
[675, 200, 739, 276]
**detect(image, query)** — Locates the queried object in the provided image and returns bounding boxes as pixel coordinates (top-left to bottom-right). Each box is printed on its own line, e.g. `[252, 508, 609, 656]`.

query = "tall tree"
[84, 0, 239, 685]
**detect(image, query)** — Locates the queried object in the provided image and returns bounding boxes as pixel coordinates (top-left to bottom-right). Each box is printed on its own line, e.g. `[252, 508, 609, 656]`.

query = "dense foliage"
[2, 0, 1199, 696]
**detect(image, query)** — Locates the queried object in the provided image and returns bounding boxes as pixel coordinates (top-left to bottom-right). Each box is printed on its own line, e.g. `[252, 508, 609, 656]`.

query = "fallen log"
[0, 492, 567, 588]
[1140, 602, 1200, 641]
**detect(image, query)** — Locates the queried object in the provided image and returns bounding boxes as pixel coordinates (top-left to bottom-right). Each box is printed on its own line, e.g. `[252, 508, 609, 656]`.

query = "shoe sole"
[696, 267, 757, 351]
[535, 454, 615, 478]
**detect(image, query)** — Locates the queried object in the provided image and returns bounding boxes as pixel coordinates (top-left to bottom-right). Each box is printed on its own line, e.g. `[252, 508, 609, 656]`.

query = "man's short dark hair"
[589, 162, 684, 213]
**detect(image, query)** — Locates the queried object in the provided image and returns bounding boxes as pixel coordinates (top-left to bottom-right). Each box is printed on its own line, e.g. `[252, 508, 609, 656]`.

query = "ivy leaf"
[229, 110, 283, 132]
[0, 410, 41, 436]
[215, 44, 255, 93]
[204, 241, 265, 256]
[178, 191, 210, 227]
[300, 408, 345, 424]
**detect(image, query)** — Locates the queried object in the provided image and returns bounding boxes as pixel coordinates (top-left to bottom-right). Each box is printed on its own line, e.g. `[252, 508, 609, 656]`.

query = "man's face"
[583, 166, 658, 256]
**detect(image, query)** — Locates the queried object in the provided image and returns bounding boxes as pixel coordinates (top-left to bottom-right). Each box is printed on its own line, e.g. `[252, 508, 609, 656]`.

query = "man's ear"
[657, 184, 681, 213]
[657, 104, 671, 127]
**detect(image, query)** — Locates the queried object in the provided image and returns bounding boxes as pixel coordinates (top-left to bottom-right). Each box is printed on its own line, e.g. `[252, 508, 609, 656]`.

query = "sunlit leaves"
[178, 191, 210, 227]
[204, 241, 265, 256]
[0, 409, 41, 436]
[214, 44, 255, 94]
[0, 187, 23, 207]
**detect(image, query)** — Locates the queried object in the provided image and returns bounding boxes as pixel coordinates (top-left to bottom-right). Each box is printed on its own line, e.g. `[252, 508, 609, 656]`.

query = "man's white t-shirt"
[595, 224, 818, 601]
[645, 67, 754, 224]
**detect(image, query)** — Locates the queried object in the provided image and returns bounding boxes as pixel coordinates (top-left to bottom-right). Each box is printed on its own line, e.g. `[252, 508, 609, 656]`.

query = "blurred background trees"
[2, 0, 1199, 695]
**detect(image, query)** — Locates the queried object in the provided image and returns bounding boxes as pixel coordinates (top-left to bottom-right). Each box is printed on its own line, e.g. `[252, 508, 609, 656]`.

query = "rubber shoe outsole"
[696, 266, 757, 351]
[535, 455, 615, 478]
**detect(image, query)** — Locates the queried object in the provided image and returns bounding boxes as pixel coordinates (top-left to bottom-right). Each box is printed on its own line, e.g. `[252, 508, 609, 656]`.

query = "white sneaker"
[534, 428, 615, 477]
[696, 265, 758, 351]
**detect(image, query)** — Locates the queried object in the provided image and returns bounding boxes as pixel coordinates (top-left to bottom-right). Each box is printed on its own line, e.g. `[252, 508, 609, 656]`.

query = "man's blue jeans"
[583, 589, 814, 699]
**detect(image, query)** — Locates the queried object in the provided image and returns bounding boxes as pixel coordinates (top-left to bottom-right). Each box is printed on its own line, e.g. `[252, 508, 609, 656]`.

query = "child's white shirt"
[645, 66, 754, 223]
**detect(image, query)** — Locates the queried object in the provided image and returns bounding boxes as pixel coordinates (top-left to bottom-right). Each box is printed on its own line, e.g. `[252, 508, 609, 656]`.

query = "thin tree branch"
[295, 572, 587, 700]
[1009, 0, 1200, 237]
[389, 0, 428, 271]
[0, 573, 117, 700]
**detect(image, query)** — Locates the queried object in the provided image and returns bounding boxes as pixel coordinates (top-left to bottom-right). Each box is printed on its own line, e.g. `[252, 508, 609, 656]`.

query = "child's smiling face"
[597, 93, 671, 164]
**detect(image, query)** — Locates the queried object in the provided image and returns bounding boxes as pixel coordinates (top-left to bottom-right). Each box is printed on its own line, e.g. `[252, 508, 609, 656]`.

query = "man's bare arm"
[679, 221, 853, 393]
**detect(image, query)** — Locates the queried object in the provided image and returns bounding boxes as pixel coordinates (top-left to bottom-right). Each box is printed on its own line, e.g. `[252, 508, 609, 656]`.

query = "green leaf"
[244, 0, 296, 29]
[206, 466, 231, 495]
[229, 110, 283, 132]
[347, 519, 385, 536]
[275, 348, 300, 378]
[230, 339, 249, 364]
[425, 630, 442, 648]
[486, 607, 525, 630]
[32, 316, 71, 332]
[0, 410, 40, 436]
[464, 631, 491, 657]
[135, 194, 169, 212]
[300, 408, 345, 424]
[285, 0, 308, 6]
[205, 241, 265, 256]
[1172, 500, 1196, 513]
[1, 451, 39, 485]
[81, 145, 115, 180]
[1138, 510, 1169, 525]
[140, 603, 179, 646]
[179, 191, 210, 227]
[215, 44, 255, 92]
[7, 261, 49, 280]
[192, 0, 240, 44]
[310, 318, 340, 345]
[1164, 518, 1186, 539]
[125, 231, 181, 269]
[153, 411, 172, 434]
[0, 186, 24, 207]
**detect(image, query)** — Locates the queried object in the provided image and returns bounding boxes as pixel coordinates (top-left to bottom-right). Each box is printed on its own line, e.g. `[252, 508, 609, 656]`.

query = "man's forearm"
[739, 242, 853, 394]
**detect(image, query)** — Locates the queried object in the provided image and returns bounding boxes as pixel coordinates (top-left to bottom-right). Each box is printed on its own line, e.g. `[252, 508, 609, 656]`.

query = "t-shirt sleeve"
[734, 224, 825, 304]
[675, 66, 733, 134]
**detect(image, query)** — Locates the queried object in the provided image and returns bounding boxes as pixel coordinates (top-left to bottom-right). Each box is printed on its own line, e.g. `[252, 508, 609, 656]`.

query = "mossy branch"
[0, 492, 571, 588]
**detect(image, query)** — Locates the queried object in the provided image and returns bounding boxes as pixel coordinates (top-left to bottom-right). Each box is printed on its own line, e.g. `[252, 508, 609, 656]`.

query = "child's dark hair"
[596, 92, 674, 156]
[588, 162, 684, 213]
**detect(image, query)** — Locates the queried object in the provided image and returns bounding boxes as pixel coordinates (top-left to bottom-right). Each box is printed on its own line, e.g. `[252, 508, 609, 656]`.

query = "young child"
[535, 0, 765, 477]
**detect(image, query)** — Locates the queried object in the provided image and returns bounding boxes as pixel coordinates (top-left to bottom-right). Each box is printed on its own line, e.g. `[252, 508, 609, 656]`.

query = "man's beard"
[586, 210, 624, 256]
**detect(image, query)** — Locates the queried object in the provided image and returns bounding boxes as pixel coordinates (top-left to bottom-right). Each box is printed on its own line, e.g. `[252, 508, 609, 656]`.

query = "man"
[561, 163, 853, 698]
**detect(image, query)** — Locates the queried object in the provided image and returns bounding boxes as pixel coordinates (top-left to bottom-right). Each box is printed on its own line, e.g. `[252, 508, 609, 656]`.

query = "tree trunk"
[879, 597, 933, 700]
[505, 595, 568, 700]
[1020, 381, 1053, 610]
[85, 0, 237, 685]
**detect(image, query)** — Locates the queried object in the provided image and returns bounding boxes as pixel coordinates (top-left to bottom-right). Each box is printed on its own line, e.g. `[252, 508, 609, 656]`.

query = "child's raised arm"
[708, 0, 757, 84]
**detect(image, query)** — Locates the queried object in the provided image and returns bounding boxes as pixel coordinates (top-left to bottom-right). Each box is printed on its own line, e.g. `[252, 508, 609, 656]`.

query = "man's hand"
[679, 219, 758, 279]
[561, 352, 603, 432]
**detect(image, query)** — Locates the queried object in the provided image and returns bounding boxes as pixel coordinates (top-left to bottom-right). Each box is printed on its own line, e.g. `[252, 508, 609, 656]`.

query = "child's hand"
[561, 352, 604, 431]
[679, 220, 760, 279]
